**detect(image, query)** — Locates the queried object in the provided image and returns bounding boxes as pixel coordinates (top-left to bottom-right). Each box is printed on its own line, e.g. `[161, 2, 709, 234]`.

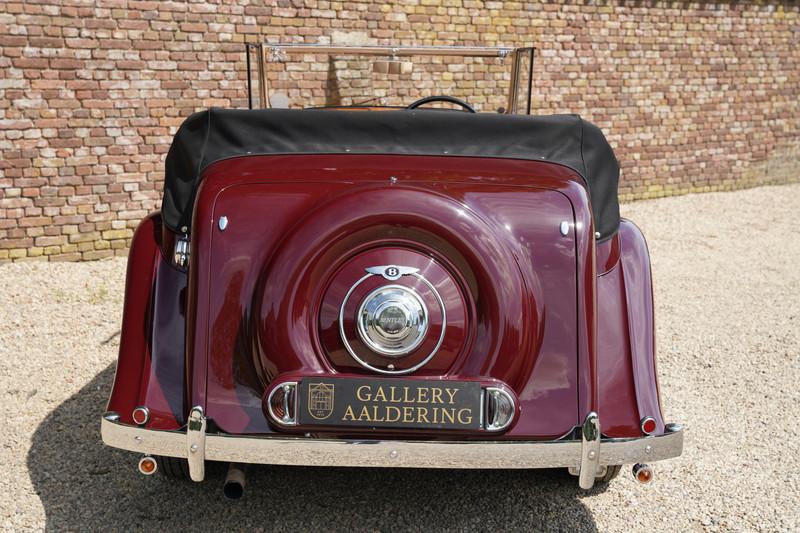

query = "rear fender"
[106, 213, 187, 430]
[597, 219, 664, 438]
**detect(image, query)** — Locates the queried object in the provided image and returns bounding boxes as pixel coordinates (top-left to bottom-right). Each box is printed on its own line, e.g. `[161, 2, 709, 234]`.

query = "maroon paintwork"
[107, 154, 664, 442]
[108, 214, 186, 430]
[597, 220, 664, 437]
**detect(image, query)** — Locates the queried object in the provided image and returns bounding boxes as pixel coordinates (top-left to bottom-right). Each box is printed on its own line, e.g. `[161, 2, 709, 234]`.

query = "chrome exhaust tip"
[223, 463, 246, 500]
[632, 463, 653, 484]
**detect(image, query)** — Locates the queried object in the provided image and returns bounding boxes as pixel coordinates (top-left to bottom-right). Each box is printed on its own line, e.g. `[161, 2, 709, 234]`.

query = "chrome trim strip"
[186, 406, 206, 482]
[257, 43, 267, 109]
[506, 49, 521, 114]
[266, 44, 516, 59]
[578, 412, 601, 489]
[478, 389, 485, 428]
[102, 413, 684, 475]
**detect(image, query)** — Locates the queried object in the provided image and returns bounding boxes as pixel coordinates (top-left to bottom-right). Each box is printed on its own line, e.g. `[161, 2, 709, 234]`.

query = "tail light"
[267, 382, 298, 426]
[138, 456, 158, 475]
[640, 416, 657, 435]
[132, 406, 149, 426]
[632, 463, 653, 484]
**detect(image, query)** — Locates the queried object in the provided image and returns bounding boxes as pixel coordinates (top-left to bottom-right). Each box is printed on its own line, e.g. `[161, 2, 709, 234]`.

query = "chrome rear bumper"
[101, 411, 683, 489]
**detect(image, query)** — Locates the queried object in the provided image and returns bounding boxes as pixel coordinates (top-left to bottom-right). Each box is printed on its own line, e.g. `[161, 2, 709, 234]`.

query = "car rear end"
[102, 109, 683, 492]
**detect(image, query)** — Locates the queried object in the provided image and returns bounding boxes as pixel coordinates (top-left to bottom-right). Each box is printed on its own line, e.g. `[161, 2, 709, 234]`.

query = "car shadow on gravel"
[28, 364, 600, 532]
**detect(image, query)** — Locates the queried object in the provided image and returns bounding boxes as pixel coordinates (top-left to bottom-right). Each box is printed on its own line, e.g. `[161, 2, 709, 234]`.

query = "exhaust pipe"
[223, 463, 246, 500]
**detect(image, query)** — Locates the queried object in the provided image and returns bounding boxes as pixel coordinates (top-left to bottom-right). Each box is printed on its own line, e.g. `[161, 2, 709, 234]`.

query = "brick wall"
[1, 1, 798, 262]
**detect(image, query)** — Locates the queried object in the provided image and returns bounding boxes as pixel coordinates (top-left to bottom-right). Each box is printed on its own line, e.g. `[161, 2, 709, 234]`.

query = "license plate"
[298, 377, 482, 430]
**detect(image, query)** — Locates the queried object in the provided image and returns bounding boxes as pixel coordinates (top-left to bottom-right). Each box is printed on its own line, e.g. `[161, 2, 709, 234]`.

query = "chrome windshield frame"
[245, 43, 535, 114]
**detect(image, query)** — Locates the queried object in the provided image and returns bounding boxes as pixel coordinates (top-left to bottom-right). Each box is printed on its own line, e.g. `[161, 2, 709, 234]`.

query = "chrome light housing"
[267, 382, 298, 426]
[484, 387, 515, 431]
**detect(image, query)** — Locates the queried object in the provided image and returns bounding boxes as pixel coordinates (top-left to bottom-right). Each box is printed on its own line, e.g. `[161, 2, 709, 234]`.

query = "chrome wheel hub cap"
[356, 285, 428, 357]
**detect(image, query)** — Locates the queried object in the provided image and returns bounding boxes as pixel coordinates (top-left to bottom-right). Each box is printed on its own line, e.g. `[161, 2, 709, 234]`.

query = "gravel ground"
[1, 184, 799, 532]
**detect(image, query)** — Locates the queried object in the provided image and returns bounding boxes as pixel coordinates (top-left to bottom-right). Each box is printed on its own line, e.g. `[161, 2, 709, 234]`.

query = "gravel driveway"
[2, 184, 799, 532]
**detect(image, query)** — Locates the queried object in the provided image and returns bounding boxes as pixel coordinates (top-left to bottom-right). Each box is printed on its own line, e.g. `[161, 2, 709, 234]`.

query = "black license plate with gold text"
[298, 377, 482, 430]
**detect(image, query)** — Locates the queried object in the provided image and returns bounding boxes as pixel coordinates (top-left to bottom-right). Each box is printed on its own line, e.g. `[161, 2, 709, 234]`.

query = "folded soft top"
[163, 108, 620, 240]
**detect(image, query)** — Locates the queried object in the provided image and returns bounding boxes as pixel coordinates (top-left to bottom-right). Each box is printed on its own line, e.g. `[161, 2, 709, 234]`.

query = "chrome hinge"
[174, 236, 190, 268]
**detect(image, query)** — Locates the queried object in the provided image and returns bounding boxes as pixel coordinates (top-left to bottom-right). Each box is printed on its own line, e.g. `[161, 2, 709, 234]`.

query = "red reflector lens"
[266, 382, 298, 425]
[132, 406, 149, 425]
[270, 387, 286, 419]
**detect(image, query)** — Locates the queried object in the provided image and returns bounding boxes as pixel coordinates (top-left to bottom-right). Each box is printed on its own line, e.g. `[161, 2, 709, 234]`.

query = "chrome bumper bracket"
[578, 412, 601, 490]
[186, 406, 207, 482]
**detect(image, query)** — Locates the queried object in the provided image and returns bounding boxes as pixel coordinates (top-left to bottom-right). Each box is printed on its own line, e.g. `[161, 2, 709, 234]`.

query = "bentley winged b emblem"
[307, 382, 335, 420]
[365, 265, 420, 281]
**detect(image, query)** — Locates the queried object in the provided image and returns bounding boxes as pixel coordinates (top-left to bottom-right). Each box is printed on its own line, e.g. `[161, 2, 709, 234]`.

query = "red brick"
[0, 237, 33, 249]
[0, 1, 798, 262]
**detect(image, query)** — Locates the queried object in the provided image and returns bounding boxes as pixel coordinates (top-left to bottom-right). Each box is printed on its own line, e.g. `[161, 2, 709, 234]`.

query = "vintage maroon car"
[101, 44, 683, 497]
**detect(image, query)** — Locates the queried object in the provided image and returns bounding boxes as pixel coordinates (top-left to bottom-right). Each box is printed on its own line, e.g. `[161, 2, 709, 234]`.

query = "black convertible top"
[163, 108, 620, 240]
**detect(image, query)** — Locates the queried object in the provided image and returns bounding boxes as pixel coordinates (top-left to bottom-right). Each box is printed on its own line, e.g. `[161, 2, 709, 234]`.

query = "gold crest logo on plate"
[308, 382, 335, 420]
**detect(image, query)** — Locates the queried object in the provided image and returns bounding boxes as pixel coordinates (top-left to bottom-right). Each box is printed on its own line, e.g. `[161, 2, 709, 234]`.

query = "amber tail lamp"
[632, 463, 653, 484]
[138, 456, 158, 475]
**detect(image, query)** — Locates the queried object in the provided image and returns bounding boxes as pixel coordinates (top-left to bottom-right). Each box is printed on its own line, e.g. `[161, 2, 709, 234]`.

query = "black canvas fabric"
[163, 108, 620, 240]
